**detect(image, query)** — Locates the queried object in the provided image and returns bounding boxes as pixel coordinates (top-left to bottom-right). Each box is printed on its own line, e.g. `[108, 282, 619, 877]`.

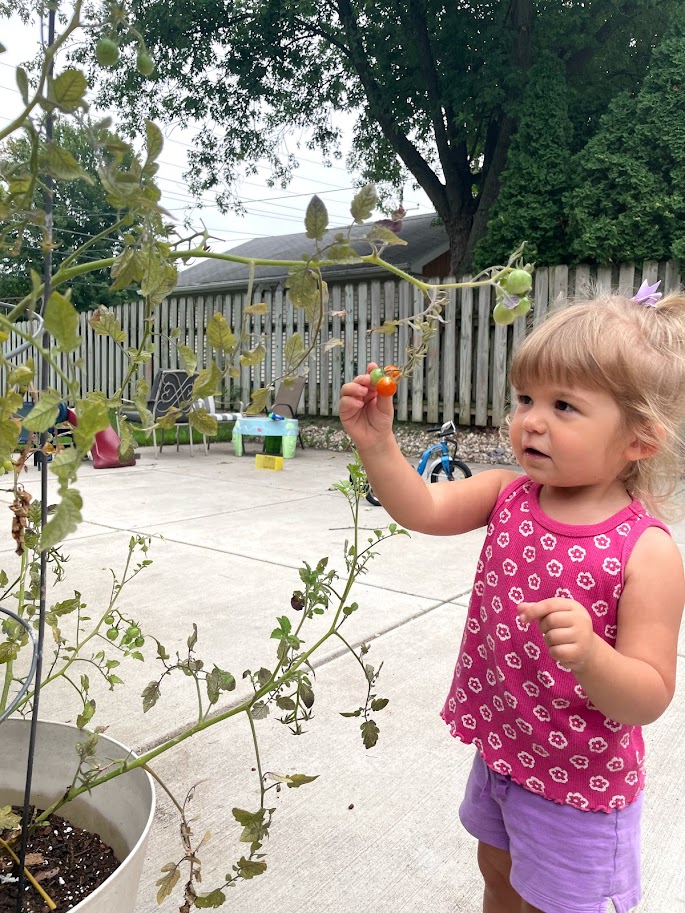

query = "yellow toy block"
[255, 454, 284, 471]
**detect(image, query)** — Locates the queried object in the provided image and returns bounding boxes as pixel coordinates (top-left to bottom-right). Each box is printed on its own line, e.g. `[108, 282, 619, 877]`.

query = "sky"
[1, 12, 436, 255]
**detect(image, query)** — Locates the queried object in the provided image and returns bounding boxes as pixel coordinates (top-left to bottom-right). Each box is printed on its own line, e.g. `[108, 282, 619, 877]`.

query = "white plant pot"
[0, 719, 156, 912]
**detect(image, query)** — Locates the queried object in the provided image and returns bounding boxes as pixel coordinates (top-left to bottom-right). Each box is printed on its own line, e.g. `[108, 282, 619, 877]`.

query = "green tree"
[0, 120, 134, 311]
[565, 7, 685, 264]
[473, 54, 573, 269]
[89, 0, 679, 274]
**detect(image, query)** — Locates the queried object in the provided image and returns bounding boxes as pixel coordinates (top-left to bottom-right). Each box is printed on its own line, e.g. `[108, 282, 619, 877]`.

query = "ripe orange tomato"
[375, 376, 397, 397]
[383, 364, 401, 379]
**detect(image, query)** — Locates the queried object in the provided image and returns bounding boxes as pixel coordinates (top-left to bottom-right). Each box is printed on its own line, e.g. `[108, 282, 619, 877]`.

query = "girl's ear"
[624, 423, 666, 461]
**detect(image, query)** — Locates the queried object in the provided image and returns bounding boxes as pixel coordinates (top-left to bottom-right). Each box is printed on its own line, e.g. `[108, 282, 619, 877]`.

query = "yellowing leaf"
[305, 194, 329, 240]
[206, 313, 237, 351]
[45, 290, 80, 351]
[50, 69, 87, 112]
[350, 184, 377, 223]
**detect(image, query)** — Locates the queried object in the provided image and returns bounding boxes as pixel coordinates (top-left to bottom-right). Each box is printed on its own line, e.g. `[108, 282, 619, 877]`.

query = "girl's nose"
[521, 407, 545, 433]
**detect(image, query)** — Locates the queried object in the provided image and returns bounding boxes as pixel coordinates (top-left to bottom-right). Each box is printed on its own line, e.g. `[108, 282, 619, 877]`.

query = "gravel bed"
[299, 419, 517, 465]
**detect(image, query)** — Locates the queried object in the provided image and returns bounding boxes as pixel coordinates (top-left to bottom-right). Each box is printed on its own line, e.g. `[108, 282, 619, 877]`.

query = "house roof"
[175, 211, 449, 292]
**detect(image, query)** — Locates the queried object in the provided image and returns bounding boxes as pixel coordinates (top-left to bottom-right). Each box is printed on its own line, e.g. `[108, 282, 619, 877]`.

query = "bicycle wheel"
[429, 457, 472, 483]
[348, 472, 382, 506]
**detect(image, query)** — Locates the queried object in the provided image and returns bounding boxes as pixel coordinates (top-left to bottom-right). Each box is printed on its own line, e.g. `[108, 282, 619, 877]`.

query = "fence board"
[475, 285, 491, 426]
[331, 285, 342, 415]
[396, 282, 410, 422]
[458, 284, 472, 425]
[411, 285, 424, 423]
[533, 268, 549, 327]
[491, 320, 508, 426]
[442, 284, 457, 422]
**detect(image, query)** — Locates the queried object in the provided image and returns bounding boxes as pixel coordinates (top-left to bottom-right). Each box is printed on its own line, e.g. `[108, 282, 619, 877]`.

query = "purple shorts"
[459, 753, 643, 913]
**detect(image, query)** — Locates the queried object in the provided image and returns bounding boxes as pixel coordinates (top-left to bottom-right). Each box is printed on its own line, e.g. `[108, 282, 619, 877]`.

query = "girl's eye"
[517, 394, 532, 406]
[555, 400, 574, 412]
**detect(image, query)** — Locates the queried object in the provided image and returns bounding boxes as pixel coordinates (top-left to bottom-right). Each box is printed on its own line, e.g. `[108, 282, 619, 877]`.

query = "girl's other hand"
[339, 362, 395, 449]
[517, 598, 597, 671]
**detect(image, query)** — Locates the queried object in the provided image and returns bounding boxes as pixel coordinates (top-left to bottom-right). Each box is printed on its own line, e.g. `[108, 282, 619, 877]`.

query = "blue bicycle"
[355, 420, 472, 507]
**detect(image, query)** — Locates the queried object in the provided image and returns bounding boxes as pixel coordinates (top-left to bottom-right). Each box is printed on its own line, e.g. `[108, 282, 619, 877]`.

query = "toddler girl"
[339, 289, 685, 913]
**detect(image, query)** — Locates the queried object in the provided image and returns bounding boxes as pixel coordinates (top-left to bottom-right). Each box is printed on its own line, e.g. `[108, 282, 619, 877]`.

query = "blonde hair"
[510, 292, 685, 519]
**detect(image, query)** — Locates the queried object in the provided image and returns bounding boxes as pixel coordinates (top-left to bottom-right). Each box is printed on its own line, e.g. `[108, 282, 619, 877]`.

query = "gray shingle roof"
[176, 211, 448, 292]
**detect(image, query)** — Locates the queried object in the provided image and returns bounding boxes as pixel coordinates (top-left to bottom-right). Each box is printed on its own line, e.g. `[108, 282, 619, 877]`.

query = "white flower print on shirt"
[478, 644, 488, 660]
[468, 677, 483, 694]
[520, 500, 530, 512]
[541, 533, 557, 550]
[566, 793, 590, 810]
[605, 625, 617, 640]
[532, 743, 550, 757]
[590, 776, 610, 792]
[577, 571, 596, 590]
[493, 695, 505, 712]
[504, 691, 518, 709]
[532, 704, 551, 722]
[603, 718, 623, 732]
[488, 732, 502, 750]
[574, 684, 588, 700]
[477, 558, 484, 573]
[508, 586, 525, 604]
[538, 670, 555, 688]
[486, 634, 495, 652]
[602, 556, 621, 576]
[607, 757, 625, 772]
[523, 681, 540, 698]
[503, 723, 518, 740]
[491, 596, 503, 613]
[468, 618, 481, 634]
[505, 652, 522, 669]
[617, 523, 631, 537]
[526, 777, 545, 795]
[461, 714, 477, 729]
[503, 558, 518, 576]
[480, 704, 493, 722]
[528, 573, 541, 590]
[594, 534, 611, 549]
[613, 583, 622, 599]
[625, 771, 639, 786]
[620, 733, 631, 749]
[499, 508, 511, 523]
[610, 795, 627, 809]
[569, 755, 589, 769]
[592, 600, 609, 616]
[523, 642, 541, 661]
[456, 688, 467, 703]
[474, 580, 485, 597]
[549, 731, 569, 749]
[486, 669, 497, 687]
[496, 666, 506, 682]
[519, 520, 534, 537]
[518, 751, 535, 768]
[515, 614, 529, 633]
[516, 717, 533, 735]
[486, 571, 499, 587]
[497, 532, 510, 548]
[551, 698, 570, 709]
[523, 545, 536, 562]
[493, 760, 513, 776]
[550, 767, 568, 783]
[461, 652, 473, 669]
[569, 715, 587, 731]
[546, 559, 563, 577]
[568, 545, 586, 562]
[496, 623, 511, 641]
[554, 588, 573, 599]
[485, 545, 493, 560]
[589, 737, 608, 753]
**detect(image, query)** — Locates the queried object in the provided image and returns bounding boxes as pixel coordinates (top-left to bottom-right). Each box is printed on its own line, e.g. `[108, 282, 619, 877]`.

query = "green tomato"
[511, 297, 531, 317]
[493, 302, 516, 326]
[369, 368, 385, 385]
[106, 628, 118, 641]
[502, 268, 532, 297]
[95, 37, 120, 68]
[3, 459, 13, 472]
[134, 636, 145, 647]
[137, 50, 155, 77]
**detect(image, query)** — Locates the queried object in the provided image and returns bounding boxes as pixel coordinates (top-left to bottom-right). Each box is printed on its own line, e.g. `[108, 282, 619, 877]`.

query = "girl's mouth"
[524, 447, 548, 459]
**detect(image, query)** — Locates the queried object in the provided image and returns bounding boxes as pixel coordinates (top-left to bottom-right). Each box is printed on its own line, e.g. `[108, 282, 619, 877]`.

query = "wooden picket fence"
[14, 258, 682, 428]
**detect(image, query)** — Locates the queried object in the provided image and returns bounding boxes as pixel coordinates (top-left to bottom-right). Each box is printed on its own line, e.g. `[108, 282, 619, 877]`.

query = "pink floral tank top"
[440, 475, 670, 812]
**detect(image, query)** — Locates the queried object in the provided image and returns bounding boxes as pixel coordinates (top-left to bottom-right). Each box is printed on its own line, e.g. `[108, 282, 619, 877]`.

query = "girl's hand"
[517, 598, 597, 671]
[339, 362, 395, 449]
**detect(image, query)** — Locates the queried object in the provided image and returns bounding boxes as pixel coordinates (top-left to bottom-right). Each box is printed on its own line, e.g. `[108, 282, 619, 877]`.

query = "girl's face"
[509, 382, 639, 493]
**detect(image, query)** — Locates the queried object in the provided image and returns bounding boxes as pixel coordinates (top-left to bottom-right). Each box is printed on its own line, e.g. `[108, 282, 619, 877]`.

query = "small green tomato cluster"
[493, 267, 533, 326]
[95, 35, 155, 77]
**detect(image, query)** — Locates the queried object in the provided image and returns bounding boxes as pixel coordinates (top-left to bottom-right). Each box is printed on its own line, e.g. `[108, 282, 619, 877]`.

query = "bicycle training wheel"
[348, 472, 382, 506]
[429, 458, 472, 483]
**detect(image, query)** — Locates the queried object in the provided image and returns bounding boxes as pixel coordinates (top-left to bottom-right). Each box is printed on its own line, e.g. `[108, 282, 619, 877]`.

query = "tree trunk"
[446, 215, 475, 277]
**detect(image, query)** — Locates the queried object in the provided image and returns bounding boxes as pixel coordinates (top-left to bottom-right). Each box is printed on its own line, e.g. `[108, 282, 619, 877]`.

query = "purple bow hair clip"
[631, 280, 662, 308]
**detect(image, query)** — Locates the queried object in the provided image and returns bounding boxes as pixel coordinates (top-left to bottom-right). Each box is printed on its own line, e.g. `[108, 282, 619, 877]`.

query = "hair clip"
[631, 280, 662, 308]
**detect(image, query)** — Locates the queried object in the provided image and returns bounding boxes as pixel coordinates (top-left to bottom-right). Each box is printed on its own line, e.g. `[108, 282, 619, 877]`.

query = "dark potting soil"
[0, 806, 120, 913]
